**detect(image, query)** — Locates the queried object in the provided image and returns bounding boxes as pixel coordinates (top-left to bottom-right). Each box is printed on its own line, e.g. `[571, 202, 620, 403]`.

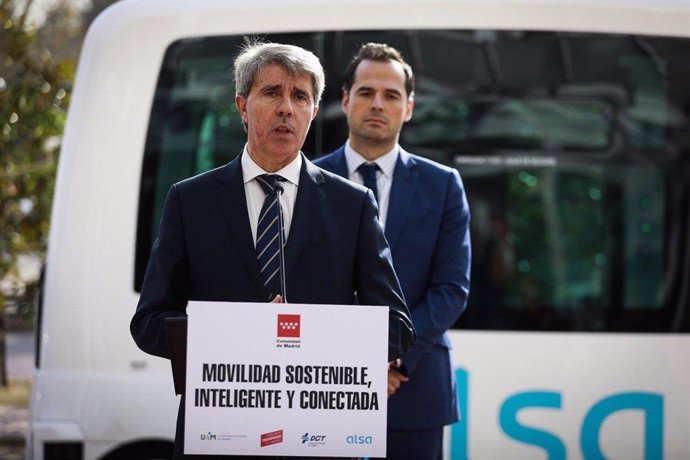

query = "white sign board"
[184, 301, 388, 457]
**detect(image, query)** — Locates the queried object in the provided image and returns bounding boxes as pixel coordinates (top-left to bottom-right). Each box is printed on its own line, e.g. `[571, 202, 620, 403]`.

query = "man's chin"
[266, 147, 301, 164]
[358, 130, 394, 144]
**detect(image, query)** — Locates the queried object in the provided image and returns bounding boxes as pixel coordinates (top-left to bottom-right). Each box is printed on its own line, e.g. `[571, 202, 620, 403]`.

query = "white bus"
[29, 0, 690, 458]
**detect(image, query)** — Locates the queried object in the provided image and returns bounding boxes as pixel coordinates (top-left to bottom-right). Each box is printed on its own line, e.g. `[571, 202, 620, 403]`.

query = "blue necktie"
[357, 162, 380, 203]
[255, 174, 285, 299]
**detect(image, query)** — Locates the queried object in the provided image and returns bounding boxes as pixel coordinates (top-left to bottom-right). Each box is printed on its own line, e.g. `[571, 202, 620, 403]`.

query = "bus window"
[135, 30, 690, 333]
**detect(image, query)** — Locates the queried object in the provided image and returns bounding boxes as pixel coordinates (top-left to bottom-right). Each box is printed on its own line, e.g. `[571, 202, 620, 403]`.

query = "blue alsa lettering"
[500, 391, 566, 460]
[581, 392, 663, 460]
[451, 368, 664, 460]
[346, 434, 373, 444]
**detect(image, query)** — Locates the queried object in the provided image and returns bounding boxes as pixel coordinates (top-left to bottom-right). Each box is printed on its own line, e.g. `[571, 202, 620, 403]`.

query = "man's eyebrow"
[293, 87, 310, 96]
[384, 88, 404, 96]
[259, 83, 282, 93]
[355, 85, 403, 96]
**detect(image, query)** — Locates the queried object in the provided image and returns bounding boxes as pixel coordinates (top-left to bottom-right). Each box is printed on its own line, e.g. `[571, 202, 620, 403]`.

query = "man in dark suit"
[131, 41, 415, 460]
[315, 43, 471, 460]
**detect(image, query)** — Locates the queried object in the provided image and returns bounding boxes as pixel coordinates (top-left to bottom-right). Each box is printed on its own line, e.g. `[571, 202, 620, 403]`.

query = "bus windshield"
[137, 30, 690, 333]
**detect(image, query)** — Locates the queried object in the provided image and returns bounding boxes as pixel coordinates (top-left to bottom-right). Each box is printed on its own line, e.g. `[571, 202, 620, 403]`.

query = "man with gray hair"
[131, 41, 415, 459]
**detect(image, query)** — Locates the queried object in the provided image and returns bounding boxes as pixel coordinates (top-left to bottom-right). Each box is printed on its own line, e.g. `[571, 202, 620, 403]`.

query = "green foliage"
[0, 0, 77, 304]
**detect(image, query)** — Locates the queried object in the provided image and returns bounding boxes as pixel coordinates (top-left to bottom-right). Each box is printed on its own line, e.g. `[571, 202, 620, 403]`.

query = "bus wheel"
[100, 440, 174, 460]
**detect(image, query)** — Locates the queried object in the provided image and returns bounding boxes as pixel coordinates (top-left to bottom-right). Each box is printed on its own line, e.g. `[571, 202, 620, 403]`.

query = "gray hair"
[234, 41, 325, 105]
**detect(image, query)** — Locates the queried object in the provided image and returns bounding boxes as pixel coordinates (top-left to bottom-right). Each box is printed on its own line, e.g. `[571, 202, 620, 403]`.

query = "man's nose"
[371, 93, 384, 111]
[277, 96, 294, 116]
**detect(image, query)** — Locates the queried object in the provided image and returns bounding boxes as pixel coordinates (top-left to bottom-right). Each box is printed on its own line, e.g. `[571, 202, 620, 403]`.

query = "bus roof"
[91, 0, 690, 43]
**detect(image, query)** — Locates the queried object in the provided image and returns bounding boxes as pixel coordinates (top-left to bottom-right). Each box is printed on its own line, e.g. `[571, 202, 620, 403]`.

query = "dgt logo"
[277, 314, 300, 338]
[301, 432, 326, 444]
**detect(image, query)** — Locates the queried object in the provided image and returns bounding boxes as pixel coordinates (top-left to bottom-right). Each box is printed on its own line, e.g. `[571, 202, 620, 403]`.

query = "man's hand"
[270, 295, 284, 303]
[388, 360, 409, 397]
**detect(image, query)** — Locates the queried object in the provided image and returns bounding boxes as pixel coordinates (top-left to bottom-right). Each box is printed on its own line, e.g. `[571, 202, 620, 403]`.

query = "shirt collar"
[241, 144, 302, 186]
[344, 140, 398, 178]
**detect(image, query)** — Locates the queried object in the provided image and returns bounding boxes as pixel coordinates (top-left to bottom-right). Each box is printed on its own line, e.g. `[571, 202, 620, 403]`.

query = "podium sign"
[184, 301, 388, 457]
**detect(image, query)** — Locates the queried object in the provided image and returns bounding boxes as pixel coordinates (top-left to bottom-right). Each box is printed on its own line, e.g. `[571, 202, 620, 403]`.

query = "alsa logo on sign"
[277, 314, 300, 338]
[260, 429, 283, 447]
[346, 434, 373, 444]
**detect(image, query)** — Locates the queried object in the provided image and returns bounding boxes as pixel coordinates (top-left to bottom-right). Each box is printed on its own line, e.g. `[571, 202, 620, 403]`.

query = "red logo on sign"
[277, 314, 300, 338]
[260, 429, 284, 447]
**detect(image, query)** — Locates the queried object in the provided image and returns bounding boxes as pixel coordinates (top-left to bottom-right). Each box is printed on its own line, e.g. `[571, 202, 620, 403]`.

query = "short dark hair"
[341, 42, 415, 97]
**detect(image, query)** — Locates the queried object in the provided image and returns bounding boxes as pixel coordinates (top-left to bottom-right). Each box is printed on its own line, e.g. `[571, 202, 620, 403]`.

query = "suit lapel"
[385, 149, 418, 250]
[214, 156, 266, 298]
[328, 146, 349, 178]
[284, 155, 324, 276]
[324, 145, 418, 251]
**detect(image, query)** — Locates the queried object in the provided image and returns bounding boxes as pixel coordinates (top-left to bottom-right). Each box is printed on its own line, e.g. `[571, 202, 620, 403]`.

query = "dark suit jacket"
[131, 153, 414, 458]
[315, 146, 471, 431]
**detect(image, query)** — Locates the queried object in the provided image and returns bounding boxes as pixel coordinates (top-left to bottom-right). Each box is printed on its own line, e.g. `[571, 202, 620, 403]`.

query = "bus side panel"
[448, 331, 690, 459]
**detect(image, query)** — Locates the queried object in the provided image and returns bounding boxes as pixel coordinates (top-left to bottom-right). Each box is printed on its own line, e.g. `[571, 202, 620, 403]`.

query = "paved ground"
[0, 331, 35, 459]
[5, 332, 34, 380]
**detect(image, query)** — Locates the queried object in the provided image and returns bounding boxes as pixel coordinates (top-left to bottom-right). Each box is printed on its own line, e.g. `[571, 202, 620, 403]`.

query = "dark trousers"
[380, 427, 444, 460]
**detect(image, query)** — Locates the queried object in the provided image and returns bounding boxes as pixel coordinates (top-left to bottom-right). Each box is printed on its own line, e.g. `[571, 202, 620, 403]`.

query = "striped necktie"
[255, 174, 285, 300]
[357, 162, 380, 203]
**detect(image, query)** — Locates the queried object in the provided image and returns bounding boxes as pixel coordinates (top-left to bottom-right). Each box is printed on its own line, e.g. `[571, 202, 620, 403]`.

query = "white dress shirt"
[241, 146, 301, 246]
[344, 140, 398, 228]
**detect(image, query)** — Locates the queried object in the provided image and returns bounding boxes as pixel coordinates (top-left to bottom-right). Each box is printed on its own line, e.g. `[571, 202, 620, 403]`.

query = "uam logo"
[277, 314, 300, 338]
[200, 432, 217, 441]
[260, 429, 283, 447]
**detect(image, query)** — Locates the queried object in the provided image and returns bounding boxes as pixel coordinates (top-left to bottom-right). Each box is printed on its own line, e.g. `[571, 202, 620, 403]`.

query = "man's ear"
[341, 91, 350, 114]
[235, 95, 248, 125]
[404, 94, 415, 123]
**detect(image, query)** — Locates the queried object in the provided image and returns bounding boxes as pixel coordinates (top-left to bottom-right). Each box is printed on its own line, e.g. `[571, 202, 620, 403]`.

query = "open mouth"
[274, 124, 293, 134]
